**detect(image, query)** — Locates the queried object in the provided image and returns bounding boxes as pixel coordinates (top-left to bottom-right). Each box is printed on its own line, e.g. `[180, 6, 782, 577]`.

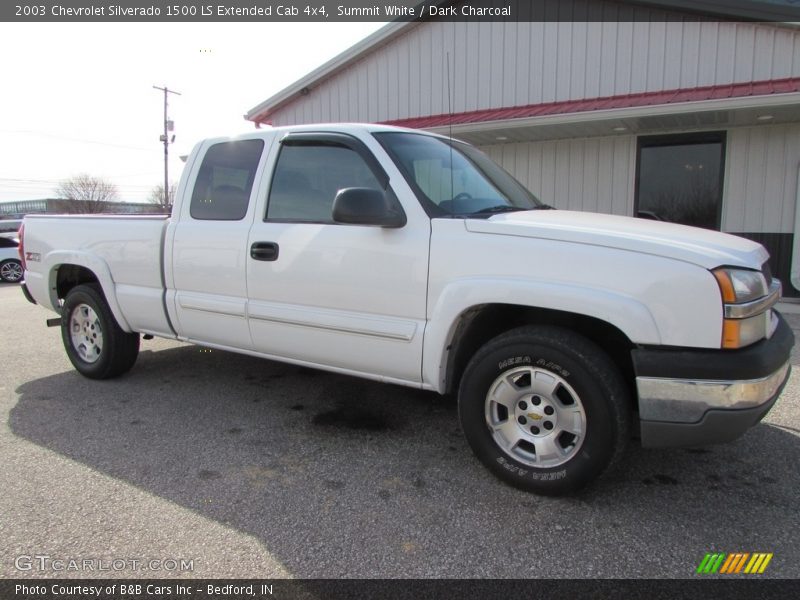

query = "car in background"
[0, 219, 23, 236]
[0, 237, 22, 283]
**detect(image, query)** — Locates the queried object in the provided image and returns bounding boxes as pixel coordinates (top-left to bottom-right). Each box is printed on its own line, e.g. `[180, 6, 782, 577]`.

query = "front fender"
[422, 277, 660, 392]
[43, 251, 132, 332]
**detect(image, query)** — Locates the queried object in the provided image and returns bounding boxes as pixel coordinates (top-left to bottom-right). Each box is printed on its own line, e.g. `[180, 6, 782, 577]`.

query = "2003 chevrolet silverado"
[19, 124, 793, 495]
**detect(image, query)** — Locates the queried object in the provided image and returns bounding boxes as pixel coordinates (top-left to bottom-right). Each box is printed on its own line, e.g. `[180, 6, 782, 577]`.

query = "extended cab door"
[246, 132, 429, 385]
[167, 137, 269, 349]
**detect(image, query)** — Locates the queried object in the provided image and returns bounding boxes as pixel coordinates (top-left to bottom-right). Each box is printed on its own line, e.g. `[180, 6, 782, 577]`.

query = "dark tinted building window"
[635, 132, 725, 230]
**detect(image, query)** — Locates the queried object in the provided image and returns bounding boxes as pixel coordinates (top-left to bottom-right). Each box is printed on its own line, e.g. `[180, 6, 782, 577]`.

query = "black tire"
[61, 283, 140, 379]
[458, 325, 630, 495]
[0, 259, 23, 283]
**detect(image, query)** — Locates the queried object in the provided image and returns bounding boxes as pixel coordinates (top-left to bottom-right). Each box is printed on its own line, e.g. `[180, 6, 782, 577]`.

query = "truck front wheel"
[458, 326, 630, 495]
[61, 283, 140, 379]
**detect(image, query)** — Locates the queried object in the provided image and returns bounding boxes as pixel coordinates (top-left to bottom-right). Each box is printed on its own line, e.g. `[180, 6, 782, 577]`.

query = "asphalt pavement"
[1, 282, 798, 579]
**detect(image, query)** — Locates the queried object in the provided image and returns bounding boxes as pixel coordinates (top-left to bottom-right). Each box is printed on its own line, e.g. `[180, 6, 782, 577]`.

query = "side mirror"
[332, 187, 406, 228]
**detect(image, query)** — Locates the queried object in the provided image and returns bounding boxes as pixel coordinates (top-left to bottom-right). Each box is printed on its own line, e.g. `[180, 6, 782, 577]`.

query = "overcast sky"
[0, 22, 384, 204]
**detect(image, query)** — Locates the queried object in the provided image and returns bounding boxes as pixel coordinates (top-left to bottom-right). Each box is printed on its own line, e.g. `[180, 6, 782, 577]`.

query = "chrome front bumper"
[636, 361, 790, 424]
[632, 313, 794, 448]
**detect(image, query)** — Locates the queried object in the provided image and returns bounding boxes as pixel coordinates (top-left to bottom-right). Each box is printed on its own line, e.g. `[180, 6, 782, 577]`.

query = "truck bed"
[23, 214, 173, 337]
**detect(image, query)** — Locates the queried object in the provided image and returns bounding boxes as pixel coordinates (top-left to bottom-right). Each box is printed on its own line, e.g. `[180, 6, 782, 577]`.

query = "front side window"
[375, 132, 542, 217]
[190, 139, 264, 221]
[267, 143, 383, 222]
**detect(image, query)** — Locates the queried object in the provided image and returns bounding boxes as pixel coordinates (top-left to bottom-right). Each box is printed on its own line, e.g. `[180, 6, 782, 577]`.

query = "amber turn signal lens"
[722, 319, 742, 349]
[713, 269, 736, 303]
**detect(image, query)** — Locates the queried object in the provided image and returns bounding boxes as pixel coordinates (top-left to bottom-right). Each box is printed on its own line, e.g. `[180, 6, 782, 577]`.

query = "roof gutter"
[422, 92, 800, 136]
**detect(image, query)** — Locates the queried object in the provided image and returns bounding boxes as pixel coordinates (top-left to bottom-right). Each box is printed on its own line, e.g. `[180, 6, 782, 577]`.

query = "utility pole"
[153, 85, 181, 208]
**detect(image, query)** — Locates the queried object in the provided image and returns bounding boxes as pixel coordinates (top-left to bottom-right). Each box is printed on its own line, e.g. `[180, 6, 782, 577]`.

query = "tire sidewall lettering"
[498, 355, 531, 370]
[496, 355, 571, 379]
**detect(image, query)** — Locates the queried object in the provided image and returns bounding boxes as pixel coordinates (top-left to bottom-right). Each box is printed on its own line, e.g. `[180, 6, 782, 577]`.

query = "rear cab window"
[190, 139, 264, 221]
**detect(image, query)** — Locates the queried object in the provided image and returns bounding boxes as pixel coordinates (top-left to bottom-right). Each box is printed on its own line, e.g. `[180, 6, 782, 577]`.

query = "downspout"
[791, 162, 800, 292]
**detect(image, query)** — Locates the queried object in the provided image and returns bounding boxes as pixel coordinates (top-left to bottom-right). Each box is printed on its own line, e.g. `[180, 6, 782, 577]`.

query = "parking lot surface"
[1, 282, 799, 578]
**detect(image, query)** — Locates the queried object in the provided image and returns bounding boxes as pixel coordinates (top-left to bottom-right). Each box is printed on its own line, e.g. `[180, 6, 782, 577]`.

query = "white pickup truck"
[19, 124, 793, 495]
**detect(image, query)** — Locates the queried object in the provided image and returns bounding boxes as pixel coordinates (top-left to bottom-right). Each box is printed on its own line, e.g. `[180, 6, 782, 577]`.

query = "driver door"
[246, 132, 429, 384]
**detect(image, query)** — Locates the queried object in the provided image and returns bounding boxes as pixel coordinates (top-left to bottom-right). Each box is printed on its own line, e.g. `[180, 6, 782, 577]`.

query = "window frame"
[634, 131, 727, 231]
[264, 132, 391, 224]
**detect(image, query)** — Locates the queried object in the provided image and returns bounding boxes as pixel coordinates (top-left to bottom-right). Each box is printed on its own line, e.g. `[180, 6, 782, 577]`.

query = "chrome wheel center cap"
[514, 395, 558, 437]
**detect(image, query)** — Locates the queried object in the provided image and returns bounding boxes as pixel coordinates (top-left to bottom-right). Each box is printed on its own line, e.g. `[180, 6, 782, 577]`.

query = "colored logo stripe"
[697, 552, 773, 574]
[697, 553, 726, 574]
[745, 553, 773, 574]
[720, 553, 748, 573]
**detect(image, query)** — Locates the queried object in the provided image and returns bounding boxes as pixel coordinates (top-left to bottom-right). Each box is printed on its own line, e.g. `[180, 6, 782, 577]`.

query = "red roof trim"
[381, 77, 800, 129]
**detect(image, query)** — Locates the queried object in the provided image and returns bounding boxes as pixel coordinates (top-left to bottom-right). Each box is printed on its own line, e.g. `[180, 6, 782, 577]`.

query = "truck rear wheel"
[458, 325, 630, 495]
[61, 283, 140, 379]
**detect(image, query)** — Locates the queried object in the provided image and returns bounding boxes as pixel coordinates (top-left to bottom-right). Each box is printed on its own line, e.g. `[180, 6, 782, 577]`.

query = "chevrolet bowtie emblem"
[527, 413, 543, 421]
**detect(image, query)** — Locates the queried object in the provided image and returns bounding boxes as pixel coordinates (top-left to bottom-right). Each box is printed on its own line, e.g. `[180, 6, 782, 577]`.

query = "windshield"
[374, 132, 543, 217]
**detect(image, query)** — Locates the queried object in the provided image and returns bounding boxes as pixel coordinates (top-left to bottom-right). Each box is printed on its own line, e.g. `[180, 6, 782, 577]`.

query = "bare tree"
[54, 174, 119, 214]
[147, 182, 176, 212]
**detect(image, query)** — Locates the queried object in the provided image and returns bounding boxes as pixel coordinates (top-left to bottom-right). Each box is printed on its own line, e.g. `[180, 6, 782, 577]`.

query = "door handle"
[250, 241, 279, 261]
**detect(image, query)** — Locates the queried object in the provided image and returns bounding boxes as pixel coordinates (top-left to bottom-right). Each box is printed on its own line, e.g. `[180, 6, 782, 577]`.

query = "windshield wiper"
[472, 205, 526, 215]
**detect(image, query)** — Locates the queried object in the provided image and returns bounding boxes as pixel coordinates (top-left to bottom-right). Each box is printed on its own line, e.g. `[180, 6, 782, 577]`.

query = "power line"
[0, 130, 153, 152]
[0, 178, 161, 190]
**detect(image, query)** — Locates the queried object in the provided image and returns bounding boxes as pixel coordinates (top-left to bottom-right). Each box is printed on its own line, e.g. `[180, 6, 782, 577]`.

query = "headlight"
[712, 268, 768, 304]
[712, 267, 778, 349]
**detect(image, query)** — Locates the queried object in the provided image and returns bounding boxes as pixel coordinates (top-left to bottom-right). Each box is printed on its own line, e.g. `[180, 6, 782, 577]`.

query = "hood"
[465, 210, 768, 270]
